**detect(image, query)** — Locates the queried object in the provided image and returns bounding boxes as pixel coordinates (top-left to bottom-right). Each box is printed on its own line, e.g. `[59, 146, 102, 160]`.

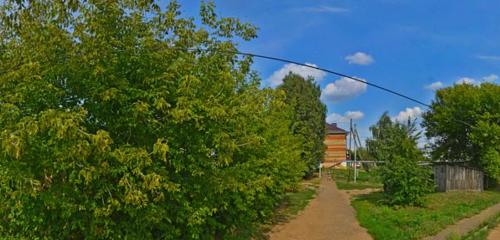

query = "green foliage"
[278, 73, 327, 176]
[367, 113, 434, 205]
[423, 83, 500, 180]
[352, 191, 500, 240]
[0, 0, 306, 238]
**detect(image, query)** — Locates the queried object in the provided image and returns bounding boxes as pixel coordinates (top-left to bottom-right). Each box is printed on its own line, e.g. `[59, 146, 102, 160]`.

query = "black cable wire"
[215, 48, 476, 128]
[233, 50, 432, 108]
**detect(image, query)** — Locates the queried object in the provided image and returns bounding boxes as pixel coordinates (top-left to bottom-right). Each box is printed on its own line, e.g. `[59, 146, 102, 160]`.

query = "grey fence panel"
[433, 165, 484, 192]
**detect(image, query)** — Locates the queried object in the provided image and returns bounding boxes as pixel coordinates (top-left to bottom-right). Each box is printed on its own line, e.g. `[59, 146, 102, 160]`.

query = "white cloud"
[326, 111, 364, 124]
[455, 74, 497, 85]
[299, 6, 349, 13]
[321, 77, 367, 102]
[482, 74, 498, 82]
[345, 111, 365, 120]
[477, 55, 500, 61]
[392, 107, 423, 123]
[267, 63, 326, 87]
[425, 81, 444, 91]
[345, 52, 374, 65]
[456, 77, 478, 85]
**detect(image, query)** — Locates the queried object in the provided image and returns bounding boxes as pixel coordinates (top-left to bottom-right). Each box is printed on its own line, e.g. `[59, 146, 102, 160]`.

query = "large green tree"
[279, 73, 327, 177]
[367, 113, 433, 205]
[422, 83, 500, 180]
[0, 0, 305, 238]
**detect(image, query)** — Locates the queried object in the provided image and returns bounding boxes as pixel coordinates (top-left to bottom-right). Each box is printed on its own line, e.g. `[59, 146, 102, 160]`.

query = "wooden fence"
[433, 164, 484, 192]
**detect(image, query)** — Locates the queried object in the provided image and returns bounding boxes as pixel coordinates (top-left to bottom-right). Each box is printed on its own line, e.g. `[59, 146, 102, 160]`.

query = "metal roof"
[326, 123, 347, 134]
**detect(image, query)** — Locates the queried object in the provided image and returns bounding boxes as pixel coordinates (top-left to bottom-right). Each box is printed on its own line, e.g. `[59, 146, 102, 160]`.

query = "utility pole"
[354, 124, 358, 183]
[319, 162, 322, 179]
[348, 119, 353, 182]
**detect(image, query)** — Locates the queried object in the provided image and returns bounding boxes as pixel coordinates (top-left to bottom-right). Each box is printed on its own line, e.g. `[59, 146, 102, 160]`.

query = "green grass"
[278, 185, 316, 216]
[332, 168, 383, 190]
[352, 191, 500, 240]
[457, 212, 500, 240]
[250, 177, 320, 239]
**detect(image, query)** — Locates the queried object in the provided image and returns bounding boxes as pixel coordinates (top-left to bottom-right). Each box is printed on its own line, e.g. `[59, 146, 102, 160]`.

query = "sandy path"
[269, 177, 372, 240]
[425, 202, 500, 240]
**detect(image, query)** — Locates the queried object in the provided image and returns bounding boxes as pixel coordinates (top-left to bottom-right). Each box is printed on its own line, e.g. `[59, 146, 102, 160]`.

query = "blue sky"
[178, 0, 500, 142]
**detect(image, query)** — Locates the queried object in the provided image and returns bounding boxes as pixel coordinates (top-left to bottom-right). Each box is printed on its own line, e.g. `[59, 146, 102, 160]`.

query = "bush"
[367, 113, 434, 205]
[380, 155, 434, 206]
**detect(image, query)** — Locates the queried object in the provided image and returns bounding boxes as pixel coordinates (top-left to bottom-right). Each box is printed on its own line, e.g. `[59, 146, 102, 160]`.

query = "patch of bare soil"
[488, 225, 500, 240]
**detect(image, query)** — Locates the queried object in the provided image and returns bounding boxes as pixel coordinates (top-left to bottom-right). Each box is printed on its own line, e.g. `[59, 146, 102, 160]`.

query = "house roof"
[326, 123, 347, 134]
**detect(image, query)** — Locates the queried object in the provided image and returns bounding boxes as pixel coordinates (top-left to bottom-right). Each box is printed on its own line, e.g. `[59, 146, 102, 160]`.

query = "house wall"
[434, 165, 484, 192]
[324, 134, 346, 163]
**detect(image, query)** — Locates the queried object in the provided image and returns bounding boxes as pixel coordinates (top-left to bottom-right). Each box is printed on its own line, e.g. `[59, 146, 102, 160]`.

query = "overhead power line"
[188, 47, 478, 130]
[209, 48, 477, 128]
[227, 49, 432, 108]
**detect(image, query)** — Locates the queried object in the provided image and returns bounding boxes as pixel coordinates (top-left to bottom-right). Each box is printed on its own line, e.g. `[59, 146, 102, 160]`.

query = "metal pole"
[354, 124, 357, 183]
[319, 163, 322, 179]
[349, 119, 353, 156]
[349, 119, 353, 182]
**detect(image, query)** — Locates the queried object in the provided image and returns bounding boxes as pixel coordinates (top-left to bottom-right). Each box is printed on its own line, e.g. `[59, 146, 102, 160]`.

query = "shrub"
[367, 113, 434, 205]
[380, 151, 434, 206]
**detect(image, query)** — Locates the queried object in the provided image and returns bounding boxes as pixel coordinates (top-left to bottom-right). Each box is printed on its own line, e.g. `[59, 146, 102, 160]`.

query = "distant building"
[323, 123, 347, 167]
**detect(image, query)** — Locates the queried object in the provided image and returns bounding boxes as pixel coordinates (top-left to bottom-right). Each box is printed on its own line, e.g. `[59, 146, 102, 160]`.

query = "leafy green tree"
[0, 0, 305, 238]
[422, 83, 500, 180]
[278, 73, 327, 177]
[367, 113, 433, 205]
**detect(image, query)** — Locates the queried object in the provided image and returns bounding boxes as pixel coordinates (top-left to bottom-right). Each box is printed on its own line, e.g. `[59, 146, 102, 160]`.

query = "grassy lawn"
[250, 177, 320, 239]
[352, 191, 500, 240]
[331, 168, 383, 190]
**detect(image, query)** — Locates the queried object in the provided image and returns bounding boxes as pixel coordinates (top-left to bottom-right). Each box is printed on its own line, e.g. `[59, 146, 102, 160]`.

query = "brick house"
[323, 123, 347, 167]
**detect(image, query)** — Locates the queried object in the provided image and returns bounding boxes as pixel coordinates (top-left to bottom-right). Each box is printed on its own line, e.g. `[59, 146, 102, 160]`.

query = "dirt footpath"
[425, 203, 500, 240]
[488, 225, 500, 240]
[269, 177, 372, 240]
